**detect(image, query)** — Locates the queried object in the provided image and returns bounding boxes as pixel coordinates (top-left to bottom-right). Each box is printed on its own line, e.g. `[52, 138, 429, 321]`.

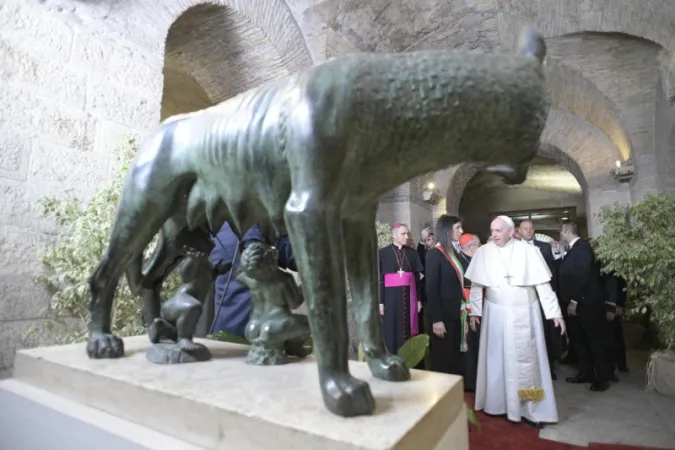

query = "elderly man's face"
[490, 218, 514, 247]
[393, 226, 411, 246]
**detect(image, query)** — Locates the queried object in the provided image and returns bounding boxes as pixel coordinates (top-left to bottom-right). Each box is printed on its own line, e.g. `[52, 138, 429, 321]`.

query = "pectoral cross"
[398, 269, 405, 278]
[504, 274, 512, 285]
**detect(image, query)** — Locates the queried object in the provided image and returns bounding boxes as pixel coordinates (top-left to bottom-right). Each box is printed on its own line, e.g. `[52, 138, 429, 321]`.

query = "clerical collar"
[393, 243, 404, 249]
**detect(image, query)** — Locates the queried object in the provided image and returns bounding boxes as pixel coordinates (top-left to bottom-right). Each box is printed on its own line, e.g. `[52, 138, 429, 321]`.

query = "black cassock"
[379, 244, 424, 354]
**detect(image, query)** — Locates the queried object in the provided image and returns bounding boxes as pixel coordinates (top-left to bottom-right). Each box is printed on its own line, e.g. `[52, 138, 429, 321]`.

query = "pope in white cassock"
[466, 215, 566, 427]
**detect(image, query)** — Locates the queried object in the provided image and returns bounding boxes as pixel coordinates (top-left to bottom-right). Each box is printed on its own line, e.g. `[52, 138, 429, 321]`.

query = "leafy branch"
[34, 136, 180, 344]
[592, 194, 675, 349]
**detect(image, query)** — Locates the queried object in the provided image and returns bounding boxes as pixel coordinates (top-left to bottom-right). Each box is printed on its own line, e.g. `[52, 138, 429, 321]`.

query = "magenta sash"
[383, 272, 419, 336]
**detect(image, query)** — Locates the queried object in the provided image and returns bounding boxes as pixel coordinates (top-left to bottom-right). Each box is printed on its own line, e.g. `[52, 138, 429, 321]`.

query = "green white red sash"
[434, 243, 471, 352]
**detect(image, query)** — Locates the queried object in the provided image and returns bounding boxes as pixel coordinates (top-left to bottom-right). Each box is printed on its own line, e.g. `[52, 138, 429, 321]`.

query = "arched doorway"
[459, 155, 585, 241]
[161, 2, 314, 117]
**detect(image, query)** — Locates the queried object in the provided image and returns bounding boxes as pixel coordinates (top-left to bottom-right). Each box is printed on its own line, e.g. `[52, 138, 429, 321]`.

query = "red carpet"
[465, 394, 664, 450]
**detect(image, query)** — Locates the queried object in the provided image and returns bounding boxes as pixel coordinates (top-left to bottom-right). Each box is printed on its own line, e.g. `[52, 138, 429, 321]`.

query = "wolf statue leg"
[87, 193, 179, 359]
[283, 136, 375, 417]
[343, 207, 411, 382]
[87, 131, 188, 359]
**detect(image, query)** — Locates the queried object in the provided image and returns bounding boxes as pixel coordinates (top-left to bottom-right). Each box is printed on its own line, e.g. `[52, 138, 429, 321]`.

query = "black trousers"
[612, 315, 628, 370]
[568, 304, 613, 383]
[561, 307, 578, 361]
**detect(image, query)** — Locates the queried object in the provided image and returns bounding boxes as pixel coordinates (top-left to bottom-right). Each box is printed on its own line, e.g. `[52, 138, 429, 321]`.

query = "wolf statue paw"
[321, 374, 376, 417]
[87, 332, 125, 359]
[368, 354, 411, 382]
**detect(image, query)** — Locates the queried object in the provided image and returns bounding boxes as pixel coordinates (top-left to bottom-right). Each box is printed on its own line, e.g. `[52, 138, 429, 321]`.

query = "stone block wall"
[0, 1, 165, 375]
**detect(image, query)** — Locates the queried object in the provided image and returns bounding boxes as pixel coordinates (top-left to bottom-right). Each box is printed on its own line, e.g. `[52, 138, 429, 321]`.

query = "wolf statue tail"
[517, 26, 546, 63]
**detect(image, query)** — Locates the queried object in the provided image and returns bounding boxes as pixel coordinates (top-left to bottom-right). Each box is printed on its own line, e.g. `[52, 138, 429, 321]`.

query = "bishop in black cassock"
[379, 223, 424, 354]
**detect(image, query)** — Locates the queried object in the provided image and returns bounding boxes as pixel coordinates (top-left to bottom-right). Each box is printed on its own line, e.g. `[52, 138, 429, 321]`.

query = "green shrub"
[34, 136, 180, 344]
[592, 194, 675, 349]
[376, 221, 392, 249]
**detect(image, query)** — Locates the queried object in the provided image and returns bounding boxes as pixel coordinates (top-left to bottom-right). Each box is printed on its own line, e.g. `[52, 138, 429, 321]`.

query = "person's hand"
[421, 227, 433, 239]
[432, 321, 446, 337]
[567, 301, 577, 317]
[417, 301, 422, 313]
[606, 311, 616, 322]
[551, 240, 559, 252]
[553, 317, 566, 335]
[470, 316, 480, 332]
[616, 306, 624, 316]
[379, 304, 384, 316]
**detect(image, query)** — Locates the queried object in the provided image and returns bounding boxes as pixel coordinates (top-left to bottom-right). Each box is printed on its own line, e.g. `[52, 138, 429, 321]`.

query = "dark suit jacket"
[557, 238, 604, 311]
[425, 247, 464, 323]
[531, 240, 557, 292]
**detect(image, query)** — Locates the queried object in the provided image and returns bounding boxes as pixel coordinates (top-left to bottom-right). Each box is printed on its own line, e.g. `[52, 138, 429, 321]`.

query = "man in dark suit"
[518, 220, 563, 379]
[558, 221, 613, 392]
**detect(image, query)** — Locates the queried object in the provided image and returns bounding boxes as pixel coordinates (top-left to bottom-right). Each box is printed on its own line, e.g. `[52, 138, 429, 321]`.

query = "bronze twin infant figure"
[85, 26, 551, 417]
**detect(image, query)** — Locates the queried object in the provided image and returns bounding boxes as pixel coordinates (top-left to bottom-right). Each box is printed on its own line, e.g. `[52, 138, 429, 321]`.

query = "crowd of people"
[379, 216, 628, 428]
[206, 215, 628, 429]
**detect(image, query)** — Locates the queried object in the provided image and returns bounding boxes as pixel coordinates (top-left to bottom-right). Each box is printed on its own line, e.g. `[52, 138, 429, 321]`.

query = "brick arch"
[442, 109, 627, 235]
[161, 1, 314, 111]
[537, 143, 587, 192]
[163, 0, 314, 73]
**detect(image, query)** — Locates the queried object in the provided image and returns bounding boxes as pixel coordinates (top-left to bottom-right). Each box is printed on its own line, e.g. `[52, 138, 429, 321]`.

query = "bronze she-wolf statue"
[86, 26, 550, 417]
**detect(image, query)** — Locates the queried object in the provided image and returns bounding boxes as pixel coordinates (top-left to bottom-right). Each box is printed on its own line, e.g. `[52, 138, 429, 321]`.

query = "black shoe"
[523, 417, 544, 429]
[590, 381, 610, 392]
[617, 366, 629, 373]
[566, 373, 594, 384]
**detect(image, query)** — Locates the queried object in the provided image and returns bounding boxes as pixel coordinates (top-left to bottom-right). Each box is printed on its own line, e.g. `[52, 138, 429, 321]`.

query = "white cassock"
[465, 238, 562, 424]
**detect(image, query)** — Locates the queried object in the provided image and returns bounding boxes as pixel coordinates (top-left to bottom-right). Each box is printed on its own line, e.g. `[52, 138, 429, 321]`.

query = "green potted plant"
[592, 194, 675, 397]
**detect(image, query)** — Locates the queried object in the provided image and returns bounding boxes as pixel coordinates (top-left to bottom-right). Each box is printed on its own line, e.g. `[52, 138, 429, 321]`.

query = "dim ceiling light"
[426, 182, 435, 190]
[615, 160, 621, 168]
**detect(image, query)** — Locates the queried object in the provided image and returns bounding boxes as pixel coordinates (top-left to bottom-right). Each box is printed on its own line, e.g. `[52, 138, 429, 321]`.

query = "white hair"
[494, 215, 515, 230]
[391, 223, 409, 235]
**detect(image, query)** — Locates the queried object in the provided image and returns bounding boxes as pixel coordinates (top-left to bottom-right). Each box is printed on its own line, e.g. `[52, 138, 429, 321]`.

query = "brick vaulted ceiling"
[161, 3, 293, 118]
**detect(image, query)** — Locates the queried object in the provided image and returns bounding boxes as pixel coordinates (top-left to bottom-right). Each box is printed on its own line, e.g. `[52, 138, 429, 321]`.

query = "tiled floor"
[541, 351, 675, 449]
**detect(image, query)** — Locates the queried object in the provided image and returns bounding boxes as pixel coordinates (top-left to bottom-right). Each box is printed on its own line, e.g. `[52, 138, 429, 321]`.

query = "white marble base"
[10, 336, 468, 450]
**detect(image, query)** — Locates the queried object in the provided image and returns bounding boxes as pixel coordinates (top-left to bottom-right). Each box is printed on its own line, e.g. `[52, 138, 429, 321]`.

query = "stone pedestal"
[4, 336, 468, 450]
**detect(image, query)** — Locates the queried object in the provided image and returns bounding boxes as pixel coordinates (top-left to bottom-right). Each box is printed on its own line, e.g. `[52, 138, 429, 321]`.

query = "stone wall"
[0, 1, 163, 375]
